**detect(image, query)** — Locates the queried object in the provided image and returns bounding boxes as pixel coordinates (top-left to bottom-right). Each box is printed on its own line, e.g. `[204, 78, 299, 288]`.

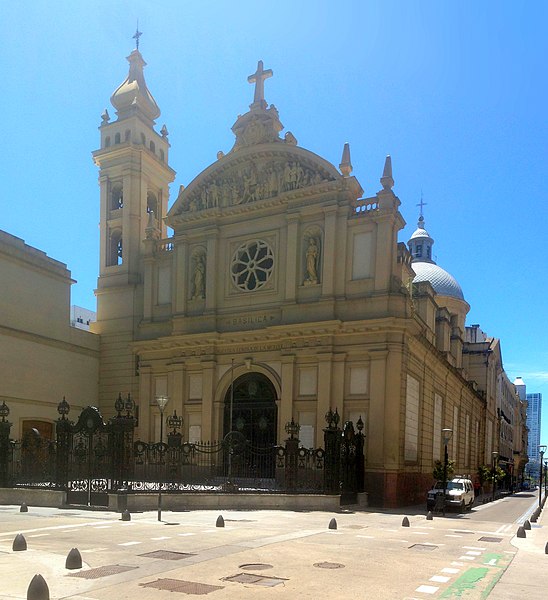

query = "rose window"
[231, 239, 274, 291]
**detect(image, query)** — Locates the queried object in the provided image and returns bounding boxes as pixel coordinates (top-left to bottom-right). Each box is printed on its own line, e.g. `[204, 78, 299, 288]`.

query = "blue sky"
[1, 1, 547, 446]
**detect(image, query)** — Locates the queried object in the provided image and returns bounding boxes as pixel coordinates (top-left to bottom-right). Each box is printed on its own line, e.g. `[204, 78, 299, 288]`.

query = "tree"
[433, 459, 455, 481]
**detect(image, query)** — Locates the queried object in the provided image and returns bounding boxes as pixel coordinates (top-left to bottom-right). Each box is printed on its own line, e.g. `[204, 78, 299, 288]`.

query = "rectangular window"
[405, 375, 420, 462]
[433, 394, 443, 462]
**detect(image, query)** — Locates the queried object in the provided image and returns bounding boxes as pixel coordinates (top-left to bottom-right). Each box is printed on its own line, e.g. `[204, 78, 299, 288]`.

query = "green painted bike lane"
[439, 552, 513, 598]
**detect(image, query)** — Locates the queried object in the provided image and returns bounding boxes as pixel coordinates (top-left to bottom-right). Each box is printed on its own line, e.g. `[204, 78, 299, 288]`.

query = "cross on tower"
[416, 192, 427, 217]
[247, 60, 273, 107]
[133, 23, 143, 50]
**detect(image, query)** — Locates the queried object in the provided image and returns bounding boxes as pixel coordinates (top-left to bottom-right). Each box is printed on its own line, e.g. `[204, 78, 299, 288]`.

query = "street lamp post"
[539, 445, 546, 511]
[491, 451, 499, 502]
[442, 428, 453, 516]
[156, 395, 169, 522]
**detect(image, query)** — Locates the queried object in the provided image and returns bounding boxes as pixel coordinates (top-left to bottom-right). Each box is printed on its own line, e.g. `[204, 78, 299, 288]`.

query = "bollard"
[65, 548, 82, 570]
[524, 519, 531, 530]
[426, 511, 433, 521]
[13, 533, 27, 551]
[20, 503, 28, 513]
[516, 526, 526, 538]
[216, 515, 225, 528]
[121, 510, 131, 522]
[27, 574, 49, 600]
[402, 517, 410, 527]
[545, 542, 548, 555]
[328, 518, 337, 530]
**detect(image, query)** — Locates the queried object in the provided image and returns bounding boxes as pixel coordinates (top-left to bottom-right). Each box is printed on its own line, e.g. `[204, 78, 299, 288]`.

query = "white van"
[426, 477, 475, 512]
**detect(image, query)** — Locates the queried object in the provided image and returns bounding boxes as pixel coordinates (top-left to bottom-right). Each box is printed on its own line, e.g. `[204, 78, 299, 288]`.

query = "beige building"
[90, 50, 496, 507]
[0, 231, 99, 439]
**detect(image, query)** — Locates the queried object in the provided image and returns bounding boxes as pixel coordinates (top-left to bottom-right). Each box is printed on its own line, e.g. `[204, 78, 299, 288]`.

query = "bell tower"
[92, 37, 175, 409]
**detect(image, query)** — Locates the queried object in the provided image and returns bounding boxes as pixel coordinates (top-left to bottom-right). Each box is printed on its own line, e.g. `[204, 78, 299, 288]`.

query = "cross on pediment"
[133, 24, 143, 50]
[248, 60, 273, 107]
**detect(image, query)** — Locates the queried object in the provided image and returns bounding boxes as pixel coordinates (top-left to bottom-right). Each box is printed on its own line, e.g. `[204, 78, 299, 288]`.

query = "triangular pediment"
[167, 144, 342, 224]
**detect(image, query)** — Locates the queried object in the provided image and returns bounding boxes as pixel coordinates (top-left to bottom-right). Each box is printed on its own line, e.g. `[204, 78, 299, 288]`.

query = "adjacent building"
[0, 230, 99, 439]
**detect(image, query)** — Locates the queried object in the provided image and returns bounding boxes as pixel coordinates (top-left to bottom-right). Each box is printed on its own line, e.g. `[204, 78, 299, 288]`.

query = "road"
[0, 492, 543, 599]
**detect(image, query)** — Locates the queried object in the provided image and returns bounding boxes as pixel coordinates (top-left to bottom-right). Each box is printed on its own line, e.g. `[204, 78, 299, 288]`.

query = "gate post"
[323, 408, 341, 494]
[55, 397, 72, 490]
[0, 402, 13, 488]
[284, 418, 301, 491]
[355, 416, 365, 493]
[340, 421, 357, 496]
[108, 394, 136, 490]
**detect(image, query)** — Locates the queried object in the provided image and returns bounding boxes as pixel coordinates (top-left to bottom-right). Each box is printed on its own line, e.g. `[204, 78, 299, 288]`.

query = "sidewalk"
[489, 493, 548, 599]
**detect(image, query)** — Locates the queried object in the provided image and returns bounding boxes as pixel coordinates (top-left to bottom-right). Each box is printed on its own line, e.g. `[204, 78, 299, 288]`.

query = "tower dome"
[408, 214, 465, 301]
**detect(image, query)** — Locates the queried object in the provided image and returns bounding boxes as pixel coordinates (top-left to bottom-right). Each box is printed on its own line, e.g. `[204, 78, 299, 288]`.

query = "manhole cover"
[139, 550, 196, 560]
[141, 578, 224, 595]
[223, 573, 288, 587]
[70, 564, 137, 579]
[409, 544, 438, 551]
[313, 562, 345, 569]
[238, 563, 273, 570]
[479, 536, 503, 543]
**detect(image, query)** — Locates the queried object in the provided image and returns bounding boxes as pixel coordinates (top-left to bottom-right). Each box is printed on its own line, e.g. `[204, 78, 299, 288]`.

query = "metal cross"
[416, 191, 427, 217]
[133, 24, 143, 50]
[247, 60, 273, 105]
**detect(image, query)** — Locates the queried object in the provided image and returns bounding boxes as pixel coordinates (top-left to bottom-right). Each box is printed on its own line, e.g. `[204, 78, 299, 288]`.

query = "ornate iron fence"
[0, 398, 365, 505]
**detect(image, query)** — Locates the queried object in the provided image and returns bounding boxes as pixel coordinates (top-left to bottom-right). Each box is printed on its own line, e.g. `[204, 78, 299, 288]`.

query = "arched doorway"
[223, 372, 278, 447]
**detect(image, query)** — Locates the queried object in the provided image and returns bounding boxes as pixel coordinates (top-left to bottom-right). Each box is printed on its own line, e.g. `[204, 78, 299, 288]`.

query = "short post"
[492, 451, 499, 502]
[442, 428, 453, 516]
[156, 395, 169, 522]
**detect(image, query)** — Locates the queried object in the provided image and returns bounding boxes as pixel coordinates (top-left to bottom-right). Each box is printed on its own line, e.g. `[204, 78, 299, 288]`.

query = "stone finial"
[380, 155, 394, 190]
[100, 109, 110, 126]
[217, 150, 225, 160]
[339, 142, 352, 177]
[284, 131, 297, 146]
[161, 124, 169, 138]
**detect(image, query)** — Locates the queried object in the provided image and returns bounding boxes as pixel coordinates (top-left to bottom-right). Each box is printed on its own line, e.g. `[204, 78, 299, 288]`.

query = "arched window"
[160, 149, 165, 161]
[147, 191, 158, 216]
[108, 229, 123, 266]
[114, 132, 121, 144]
[111, 184, 123, 210]
[141, 133, 146, 145]
[125, 129, 131, 142]
[149, 141, 156, 153]
[105, 136, 111, 148]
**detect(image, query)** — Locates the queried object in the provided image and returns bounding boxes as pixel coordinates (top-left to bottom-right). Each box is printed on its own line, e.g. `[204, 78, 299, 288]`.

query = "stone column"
[279, 355, 296, 442]
[201, 360, 216, 442]
[174, 237, 188, 314]
[321, 208, 337, 297]
[284, 216, 299, 301]
[316, 353, 333, 447]
[138, 365, 152, 442]
[205, 233, 217, 312]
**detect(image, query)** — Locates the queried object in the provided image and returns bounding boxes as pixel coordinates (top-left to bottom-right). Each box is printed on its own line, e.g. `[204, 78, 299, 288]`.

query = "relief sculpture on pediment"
[178, 158, 335, 214]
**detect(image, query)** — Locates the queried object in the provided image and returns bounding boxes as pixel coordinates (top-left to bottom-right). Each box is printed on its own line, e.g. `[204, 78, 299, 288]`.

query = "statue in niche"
[192, 254, 206, 299]
[304, 237, 320, 285]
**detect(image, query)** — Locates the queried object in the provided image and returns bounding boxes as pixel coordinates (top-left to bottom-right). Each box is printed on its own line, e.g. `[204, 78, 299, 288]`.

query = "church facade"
[90, 49, 494, 507]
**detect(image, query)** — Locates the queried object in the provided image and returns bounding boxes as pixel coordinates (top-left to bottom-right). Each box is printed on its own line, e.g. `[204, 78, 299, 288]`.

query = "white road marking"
[356, 535, 375, 539]
[84, 548, 108, 553]
[151, 536, 171, 540]
[463, 546, 485, 550]
[445, 534, 463, 538]
[178, 533, 195, 537]
[93, 526, 112, 529]
[441, 568, 460, 574]
[415, 585, 439, 594]
[459, 555, 476, 561]
[430, 575, 450, 583]
[465, 551, 482, 556]
[451, 562, 465, 566]
[118, 541, 141, 546]
[28, 533, 50, 538]
[411, 532, 429, 535]
[486, 558, 498, 566]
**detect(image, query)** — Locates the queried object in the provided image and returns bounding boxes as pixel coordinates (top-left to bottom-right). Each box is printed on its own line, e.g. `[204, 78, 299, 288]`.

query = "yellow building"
[0, 231, 99, 439]
[90, 50, 496, 507]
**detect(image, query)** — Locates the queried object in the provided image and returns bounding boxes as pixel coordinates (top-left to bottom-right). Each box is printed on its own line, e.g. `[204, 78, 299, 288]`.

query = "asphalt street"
[0, 492, 546, 599]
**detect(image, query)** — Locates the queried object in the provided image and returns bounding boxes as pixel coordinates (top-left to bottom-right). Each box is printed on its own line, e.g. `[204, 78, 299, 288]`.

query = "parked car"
[426, 478, 475, 512]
